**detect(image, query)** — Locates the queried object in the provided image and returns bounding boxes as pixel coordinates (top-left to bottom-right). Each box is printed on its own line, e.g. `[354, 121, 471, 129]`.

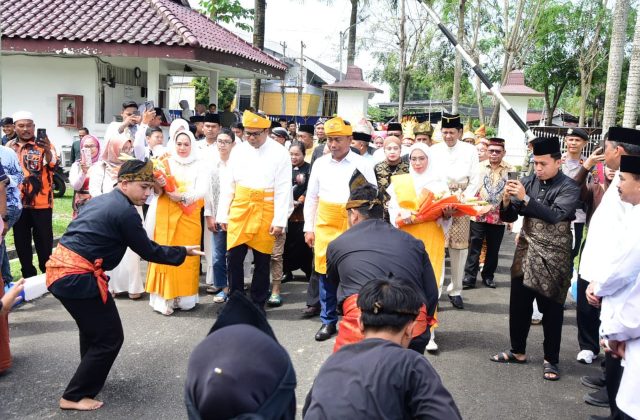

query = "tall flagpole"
[417, 1, 536, 141]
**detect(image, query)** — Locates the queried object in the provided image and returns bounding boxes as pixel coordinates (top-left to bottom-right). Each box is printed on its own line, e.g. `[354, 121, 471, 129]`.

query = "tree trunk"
[623, 11, 640, 128]
[452, 0, 466, 114]
[475, 73, 484, 124]
[347, 0, 358, 66]
[601, 0, 630, 132]
[251, 0, 266, 109]
[397, 0, 406, 120]
[578, 67, 594, 126]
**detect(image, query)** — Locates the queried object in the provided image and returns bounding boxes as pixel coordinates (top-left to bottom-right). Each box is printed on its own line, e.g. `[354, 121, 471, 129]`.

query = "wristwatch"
[523, 195, 530, 206]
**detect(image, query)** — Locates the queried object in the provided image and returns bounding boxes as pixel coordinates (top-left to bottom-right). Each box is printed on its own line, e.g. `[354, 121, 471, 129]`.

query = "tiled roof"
[0, 0, 285, 71]
[323, 66, 383, 93]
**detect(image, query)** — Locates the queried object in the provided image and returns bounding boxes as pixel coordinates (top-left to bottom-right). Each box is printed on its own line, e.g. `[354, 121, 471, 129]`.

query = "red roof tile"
[323, 66, 383, 93]
[0, 0, 285, 71]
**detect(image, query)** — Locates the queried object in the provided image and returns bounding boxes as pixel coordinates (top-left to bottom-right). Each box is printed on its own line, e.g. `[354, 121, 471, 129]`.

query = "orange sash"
[45, 244, 109, 304]
[333, 294, 432, 353]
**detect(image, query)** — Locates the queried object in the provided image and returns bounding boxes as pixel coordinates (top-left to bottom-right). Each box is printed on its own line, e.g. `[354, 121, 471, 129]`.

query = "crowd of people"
[0, 104, 639, 419]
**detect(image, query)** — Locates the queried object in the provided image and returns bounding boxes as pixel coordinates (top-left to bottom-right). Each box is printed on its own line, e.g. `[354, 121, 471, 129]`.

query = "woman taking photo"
[145, 131, 207, 315]
[278, 142, 312, 305]
[69, 135, 100, 218]
[89, 135, 144, 299]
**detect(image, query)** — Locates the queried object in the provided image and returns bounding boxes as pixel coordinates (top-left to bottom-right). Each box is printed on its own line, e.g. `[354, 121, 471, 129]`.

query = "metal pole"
[298, 41, 305, 118]
[339, 31, 344, 81]
[280, 41, 287, 117]
[417, 0, 535, 141]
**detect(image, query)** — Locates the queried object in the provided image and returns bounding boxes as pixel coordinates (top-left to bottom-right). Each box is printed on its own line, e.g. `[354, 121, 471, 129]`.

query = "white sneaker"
[577, 350, 595, 364]
[426, 339, 438, 353]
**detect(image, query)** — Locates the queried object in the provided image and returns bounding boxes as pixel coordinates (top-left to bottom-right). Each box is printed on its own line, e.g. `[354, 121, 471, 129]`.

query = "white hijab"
[168, 130, 199, 165]
[408, 143, 448, 194]
[169, 118, 189, 143]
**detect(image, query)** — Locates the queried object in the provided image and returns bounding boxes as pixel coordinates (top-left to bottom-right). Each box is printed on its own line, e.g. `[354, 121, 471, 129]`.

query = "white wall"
[1, 55, 100, 149]
[497, 95, 529, 166]
[336, 90, 369, 124]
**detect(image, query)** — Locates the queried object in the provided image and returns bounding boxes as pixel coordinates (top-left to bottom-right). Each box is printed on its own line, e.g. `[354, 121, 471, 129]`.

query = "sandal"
[490, 350, 527, 364]
[267, 293, 282, 307]
[206, 286, 222, 294]
[128, 293, 142, 300]
[543, 362, 560, 381]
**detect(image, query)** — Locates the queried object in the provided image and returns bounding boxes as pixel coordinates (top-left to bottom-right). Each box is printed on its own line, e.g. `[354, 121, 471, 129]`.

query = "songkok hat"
[189, 115, 205, 123]
[414, 121, 433, 136]
[314, 118, 327, 126]
[185, 292, 296, 420]
[242, 110, 271, 129]
[402, 120, 416, 140]
[488, 137, 506, 147]
[203, 113, 220, 124]
[11, 111, 34, 122]
[462, 131, 476, 141]
[608, 127, 640, 146]
[532, 137, 561, 156]
[620, 155, 640, 175]
[270, 120, 281, 129]
[474, 124, 486, 138]
[386, 122, 402, 133]
[566, 127, 589, 141]
[325, 116, 352, 136]
[0, 117, 13, 126]
[441, 112, 462, 129]
[122, 100, 138, 109]
[118, 159, 154, 182]
[345, 170, 381, 211]
[271, 127, 289, 139]
[298, 124, 315, 135]
[352, 131, 372, 142]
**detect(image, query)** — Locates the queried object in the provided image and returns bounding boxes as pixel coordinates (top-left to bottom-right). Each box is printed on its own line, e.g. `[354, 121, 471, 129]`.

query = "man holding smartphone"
[8, 111, 57, 278]
[103, 101, 140, 146]
[490, 136, 580, 381]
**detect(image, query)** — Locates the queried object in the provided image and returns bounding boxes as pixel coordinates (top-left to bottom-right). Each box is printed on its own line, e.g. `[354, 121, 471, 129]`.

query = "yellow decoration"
[324, 116, 353, 136]
[402, 119, 416, 140]
[242, 110, 271, 129]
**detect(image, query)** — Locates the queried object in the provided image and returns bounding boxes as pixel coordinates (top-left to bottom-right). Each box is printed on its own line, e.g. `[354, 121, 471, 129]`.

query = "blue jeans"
[319, 274, 338, 325]
[1, 206, 22, 282]
[212, 228, 228, 289]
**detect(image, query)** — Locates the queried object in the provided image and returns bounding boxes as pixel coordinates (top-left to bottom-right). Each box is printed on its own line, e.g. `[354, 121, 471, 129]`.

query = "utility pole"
[298, 41, 306, 119]
[339, 31, 344, 81]
[280, 41, 288, 117]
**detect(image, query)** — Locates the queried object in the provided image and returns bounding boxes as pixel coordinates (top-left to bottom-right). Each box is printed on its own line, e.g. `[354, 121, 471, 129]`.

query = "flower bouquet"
[396, 189, 491, 227]
[151, 156, 198, 215]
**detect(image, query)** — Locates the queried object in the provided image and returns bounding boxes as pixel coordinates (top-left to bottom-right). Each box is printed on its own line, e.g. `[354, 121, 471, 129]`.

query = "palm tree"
[623, 10, 640, 128]
[601, 0, 630, 132]
[251, 0, 266, 109]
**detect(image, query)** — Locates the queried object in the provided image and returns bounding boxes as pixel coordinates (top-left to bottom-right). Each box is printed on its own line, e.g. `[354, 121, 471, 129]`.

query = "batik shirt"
[473, 160, 512, 225]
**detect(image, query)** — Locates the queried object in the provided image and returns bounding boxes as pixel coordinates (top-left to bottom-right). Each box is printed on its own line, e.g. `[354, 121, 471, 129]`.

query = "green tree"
[191, 77, 237, 109]
[199, 0, 254, 31]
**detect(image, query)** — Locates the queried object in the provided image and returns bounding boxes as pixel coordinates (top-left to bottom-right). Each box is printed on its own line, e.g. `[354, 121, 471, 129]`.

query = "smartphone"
[132, 110, 141, 117]
[507, 171, 519, 181]
[138, 101, 154, 114]
[82, 148, 93, 164]
[36, 128, 47, 141]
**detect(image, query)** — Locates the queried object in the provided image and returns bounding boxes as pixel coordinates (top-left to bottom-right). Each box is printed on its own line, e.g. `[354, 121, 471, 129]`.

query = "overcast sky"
[188, 0, 391, 102]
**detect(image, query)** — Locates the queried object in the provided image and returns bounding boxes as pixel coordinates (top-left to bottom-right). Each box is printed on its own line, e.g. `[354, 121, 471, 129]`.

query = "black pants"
[464, 221, 505, 282]
[13, 208, 53, 278]
[408, 328, 431, 354]
[228, 244, 270, 307]
[57, 295, 124, 401]
[605, 353, 625, 419]
[306, 260, 320, 308]
[509, 276, 564, 364]
[577, 276, 601, 353]
[572, 222, 585, 261]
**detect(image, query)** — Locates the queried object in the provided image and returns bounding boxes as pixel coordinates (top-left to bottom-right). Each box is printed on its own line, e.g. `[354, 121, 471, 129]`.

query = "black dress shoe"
[449, 295, 464, 310]
[315, 324, 337, 341]
[584, 387, 609, 407]
[462, 279, 476, 290]
[301, 305, 320, 318]
[581, 375, 605, 390]
[482, 278, 496, 288]
[588, 416, 612, 420]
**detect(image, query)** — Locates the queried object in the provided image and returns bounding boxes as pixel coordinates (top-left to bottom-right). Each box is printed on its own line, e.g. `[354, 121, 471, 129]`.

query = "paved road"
[1, 231, 608, 419]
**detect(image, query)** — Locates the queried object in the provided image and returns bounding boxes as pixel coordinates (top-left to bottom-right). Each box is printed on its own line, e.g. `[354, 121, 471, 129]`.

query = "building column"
[209, 70, 219, 108]
[147, 58, 160, 104]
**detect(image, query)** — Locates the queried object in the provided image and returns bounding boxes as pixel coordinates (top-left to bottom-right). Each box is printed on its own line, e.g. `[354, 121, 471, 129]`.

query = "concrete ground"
[1, 231, 609, 419]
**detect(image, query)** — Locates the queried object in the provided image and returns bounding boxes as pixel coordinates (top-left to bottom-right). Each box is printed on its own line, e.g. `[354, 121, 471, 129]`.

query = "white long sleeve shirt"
[579, 172, 631, 282]
[303, 150, 376, 232]
[429, 140, 480, 200]
[216, 138, 292, 228]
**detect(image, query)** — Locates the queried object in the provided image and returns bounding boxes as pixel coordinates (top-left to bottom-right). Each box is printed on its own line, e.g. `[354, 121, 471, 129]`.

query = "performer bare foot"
[59, 397, 104, 411]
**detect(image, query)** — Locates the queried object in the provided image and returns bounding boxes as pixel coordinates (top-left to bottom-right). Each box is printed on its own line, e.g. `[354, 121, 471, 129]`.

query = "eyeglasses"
[487, 149, 503, 154]
[244, 129, 265, 139]
[217, 140, 233, 145]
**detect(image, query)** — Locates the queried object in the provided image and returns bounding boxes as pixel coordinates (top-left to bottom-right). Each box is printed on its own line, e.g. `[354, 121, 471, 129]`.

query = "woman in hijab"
[69, 135, 101, 218]
[374, 136, 410, 222]
[145, 130, 208, 315]
[388, 143, 454, 353]
[88, 135, 144, 299]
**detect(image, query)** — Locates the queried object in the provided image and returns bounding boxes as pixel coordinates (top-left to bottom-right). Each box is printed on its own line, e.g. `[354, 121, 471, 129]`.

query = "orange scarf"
[45, 244, 109, 303]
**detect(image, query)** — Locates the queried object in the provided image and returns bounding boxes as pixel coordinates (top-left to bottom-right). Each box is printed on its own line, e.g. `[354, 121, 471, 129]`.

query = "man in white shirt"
[303, 116, 377, 341]
[217, 111, 291, 311]
[429, 113, 480, 309]
[104, 101, 140, 148]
